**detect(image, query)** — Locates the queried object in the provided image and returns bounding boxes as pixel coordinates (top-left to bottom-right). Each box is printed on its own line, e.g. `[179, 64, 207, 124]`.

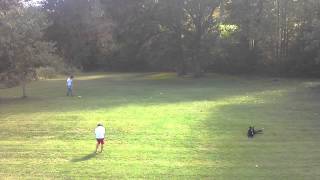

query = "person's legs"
[100, 144, 104, 153]
[67, 87, 73, 96]
[69, 87, 73, 96]
[96, 141, 100, 153]
[99, 139, 105, 153]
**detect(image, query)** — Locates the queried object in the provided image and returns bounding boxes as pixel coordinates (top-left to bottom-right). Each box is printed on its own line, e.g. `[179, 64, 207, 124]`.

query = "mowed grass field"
[1, 73, 320, 179]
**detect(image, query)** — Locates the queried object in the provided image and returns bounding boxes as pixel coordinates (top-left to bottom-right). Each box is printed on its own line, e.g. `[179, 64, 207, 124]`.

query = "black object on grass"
[247, 126, 263, 138]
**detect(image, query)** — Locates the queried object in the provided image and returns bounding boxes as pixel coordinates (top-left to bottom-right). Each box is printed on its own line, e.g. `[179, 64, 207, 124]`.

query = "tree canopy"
[0, 2, 62, 97]
[1, 0, 320, 82]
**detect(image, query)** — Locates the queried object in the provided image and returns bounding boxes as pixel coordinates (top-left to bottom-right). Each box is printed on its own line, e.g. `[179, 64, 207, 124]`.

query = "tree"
[100, 0, 162, 71]
[28, 0, 320, 77]
[43, 0, 113, 71]
[0, 0, 19, 11]
[155, 0, 187, 75]
[0, 7, 62, 97]
[184, 0, 220, 77]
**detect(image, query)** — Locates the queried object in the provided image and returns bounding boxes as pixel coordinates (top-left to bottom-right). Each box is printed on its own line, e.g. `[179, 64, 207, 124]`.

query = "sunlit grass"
[1, 73, 320, 179]
[144, 73, 177, 80]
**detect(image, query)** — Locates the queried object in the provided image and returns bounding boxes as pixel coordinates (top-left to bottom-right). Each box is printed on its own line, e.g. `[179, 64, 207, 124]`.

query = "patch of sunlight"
[19, 88, 287, 121]
[71, 74, 110, 81]
[218, 23, 239, 39]
[303, 81, 320, 88]
[2, 88, 288, 139]
[65, 93, 267, 120]
[47, 74, 109, 81]
[219, 89, 288, 105]
[3, 88, 288, 128]
[217, 95, 258, 106]
[254, 89, 288, 98]
[144, 73, 176, 80]
[33, 136, 56, 139]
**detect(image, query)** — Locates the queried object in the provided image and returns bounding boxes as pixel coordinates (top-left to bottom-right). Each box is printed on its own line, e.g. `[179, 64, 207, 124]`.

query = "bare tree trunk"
[192, 3, 204, 78]
[176, 33, 186, 76]
[280, 0, 288, 58]
[175, 1, 186, 76]
[276, 0, 281, 59]
[281, 1, 285, 58]
[192, 33, 203, 78]
[220, 0, 225, 22]
[20, 72, 27, 98]
[21, 80, 27, 98]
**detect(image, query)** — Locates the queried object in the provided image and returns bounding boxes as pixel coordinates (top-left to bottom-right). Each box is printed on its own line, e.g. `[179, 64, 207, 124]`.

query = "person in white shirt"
[66, 75, 74, 96]
[95, 122, 106, 153]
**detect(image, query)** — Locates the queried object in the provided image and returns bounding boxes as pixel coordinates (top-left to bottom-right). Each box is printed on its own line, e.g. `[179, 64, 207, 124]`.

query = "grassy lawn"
[1, 73, 320, 179]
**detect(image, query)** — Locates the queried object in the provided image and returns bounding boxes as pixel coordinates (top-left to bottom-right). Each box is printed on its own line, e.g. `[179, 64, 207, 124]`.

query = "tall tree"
[184, 0, 220, 77]
[100, 0, 161, 71]
[43, 0, 113, 70]
[0, 7, 62, 97]
[155, 0, 187, 75]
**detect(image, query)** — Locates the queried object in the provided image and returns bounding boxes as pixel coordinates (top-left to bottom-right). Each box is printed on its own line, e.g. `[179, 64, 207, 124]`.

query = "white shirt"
[95, 126, 105, 139]
[66, 78, 73, 87]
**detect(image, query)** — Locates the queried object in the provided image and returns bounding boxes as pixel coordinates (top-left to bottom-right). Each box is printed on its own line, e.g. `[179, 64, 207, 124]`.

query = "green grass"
[1, 72, 320, 179]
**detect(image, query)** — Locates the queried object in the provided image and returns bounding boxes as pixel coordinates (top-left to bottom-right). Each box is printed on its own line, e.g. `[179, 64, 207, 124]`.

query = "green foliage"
[44, 0, 113, 70]
[38, 0, 320, 76]
[0, 6, 63, 96]
[0, 71, 20, 88]
[35, 66, 57, 79]
[218, 24, 239, 38]
[304, 19, 320, 62]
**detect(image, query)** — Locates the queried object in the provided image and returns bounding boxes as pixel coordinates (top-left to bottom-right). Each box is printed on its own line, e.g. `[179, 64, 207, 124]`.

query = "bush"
[0, 72, 20, 88]
[36, 67, 57, 79]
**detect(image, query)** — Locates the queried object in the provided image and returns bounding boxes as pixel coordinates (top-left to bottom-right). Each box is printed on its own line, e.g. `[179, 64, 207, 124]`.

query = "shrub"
[0, 72, 20, 88]
[36, 67, 57, 79]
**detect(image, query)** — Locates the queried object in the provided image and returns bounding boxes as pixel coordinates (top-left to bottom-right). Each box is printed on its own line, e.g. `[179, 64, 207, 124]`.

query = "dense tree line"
[0, 0, 62, 96]
[1, 0, 320, 81]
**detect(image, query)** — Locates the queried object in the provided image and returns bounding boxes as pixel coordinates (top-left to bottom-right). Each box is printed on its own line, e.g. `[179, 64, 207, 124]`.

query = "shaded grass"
[70, 152, 97, 162]
[1, 73, 320, 179]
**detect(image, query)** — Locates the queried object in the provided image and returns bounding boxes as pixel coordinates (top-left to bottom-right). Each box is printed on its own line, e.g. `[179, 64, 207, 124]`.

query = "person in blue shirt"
[66, 75, 74, 96]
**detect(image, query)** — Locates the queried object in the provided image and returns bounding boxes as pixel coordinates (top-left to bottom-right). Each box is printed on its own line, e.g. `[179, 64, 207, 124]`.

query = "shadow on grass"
[70, 152, 97, 162]
[0, 73, 271, 115]
[0, 96, 42, 104]
[193, 90, 293, 178]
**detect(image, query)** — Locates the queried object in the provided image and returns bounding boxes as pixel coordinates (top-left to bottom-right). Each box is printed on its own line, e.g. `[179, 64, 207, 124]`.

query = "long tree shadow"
[70, 152, 97, 162]
[0, 73, 306, 178]
[191, 86, 315, 178]
[0, 73, 297, 141]
[0, 73, 285, 115]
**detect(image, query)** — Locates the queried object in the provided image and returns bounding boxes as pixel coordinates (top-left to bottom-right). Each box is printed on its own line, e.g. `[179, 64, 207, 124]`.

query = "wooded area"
[2, 1, 320, 178]
[1, 0, 320, 81]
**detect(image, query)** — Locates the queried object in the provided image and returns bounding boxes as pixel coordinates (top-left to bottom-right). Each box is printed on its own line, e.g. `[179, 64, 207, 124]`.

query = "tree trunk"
[192, 8, 204, 78]
[176, 30, 186, 76]
[276, 0, 281, 59]
[20, 72, 27, 98]
[21, 80, 27, 98]
[175, 0, 186, 76]
[192, 33, 203, 78]
[220, 0, 225, 22]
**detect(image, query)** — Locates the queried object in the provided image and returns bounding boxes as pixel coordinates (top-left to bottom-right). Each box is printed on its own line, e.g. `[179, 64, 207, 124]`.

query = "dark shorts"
[96, 138, 104, 144]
